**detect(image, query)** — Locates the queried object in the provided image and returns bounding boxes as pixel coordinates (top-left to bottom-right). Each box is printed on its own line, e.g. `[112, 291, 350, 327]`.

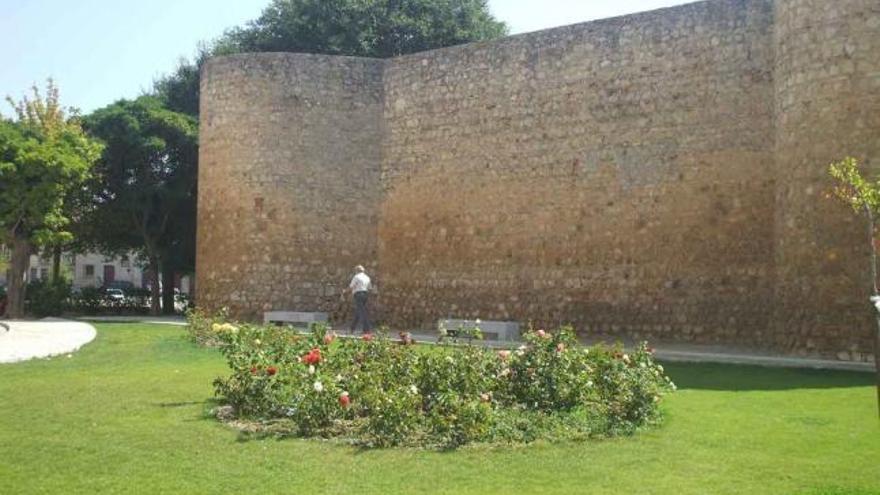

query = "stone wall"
[197, 0, 880, 361]
[772, 0, 880, 360]
[197, 54, 385, 320]
[380, 0, 778, 349]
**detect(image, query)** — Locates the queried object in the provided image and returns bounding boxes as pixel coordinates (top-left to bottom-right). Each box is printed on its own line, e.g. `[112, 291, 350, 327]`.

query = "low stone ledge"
[264, 311, 329, 326]
[440, 319, 520, 342]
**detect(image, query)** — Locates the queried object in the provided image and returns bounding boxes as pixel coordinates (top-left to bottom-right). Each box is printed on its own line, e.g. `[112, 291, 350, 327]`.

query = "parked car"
[106, 281, 135, 291]
[105, 288, 125, 302]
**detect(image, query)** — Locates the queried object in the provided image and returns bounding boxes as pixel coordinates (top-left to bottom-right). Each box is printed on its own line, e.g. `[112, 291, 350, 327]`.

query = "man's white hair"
[355, 265, 365, 273]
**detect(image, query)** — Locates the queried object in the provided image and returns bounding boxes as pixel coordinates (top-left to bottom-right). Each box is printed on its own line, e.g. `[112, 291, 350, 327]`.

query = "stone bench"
[440, 319, 520, 342]
[264, 311, 329, 327]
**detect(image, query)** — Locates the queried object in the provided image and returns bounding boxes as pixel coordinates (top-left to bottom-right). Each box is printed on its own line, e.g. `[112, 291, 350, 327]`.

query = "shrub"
[208, 318, 675, 449]
[25, 279, 72, 317]
[185, 307, 230, 346]
[69, 287, 104, 315]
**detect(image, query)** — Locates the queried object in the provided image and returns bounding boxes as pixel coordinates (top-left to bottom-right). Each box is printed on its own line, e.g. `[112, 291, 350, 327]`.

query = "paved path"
[81, 315, 187, 326]
[0, 319, 97, 364]
[384, 331, 876, 372]
[70, 316, 875, 372]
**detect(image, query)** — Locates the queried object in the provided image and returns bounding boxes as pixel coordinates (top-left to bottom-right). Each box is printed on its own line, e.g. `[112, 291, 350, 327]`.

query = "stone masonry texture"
[197, 0, 880, 361]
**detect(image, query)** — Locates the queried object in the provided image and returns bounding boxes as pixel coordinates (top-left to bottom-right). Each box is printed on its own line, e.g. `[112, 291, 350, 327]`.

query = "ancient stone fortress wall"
[197, 0, 880, 361]
[198, 55, 384, 320]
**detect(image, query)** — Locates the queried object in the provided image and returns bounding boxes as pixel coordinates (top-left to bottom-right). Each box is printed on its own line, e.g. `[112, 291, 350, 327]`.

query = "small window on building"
[120, 257, 130, 268]
[30, 268, 38, 280]
[40, 268, 49, 280]
[85, 264, 95, 277]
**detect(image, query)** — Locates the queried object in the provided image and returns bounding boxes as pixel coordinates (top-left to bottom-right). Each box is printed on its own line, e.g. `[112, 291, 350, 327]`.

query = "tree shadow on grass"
[662, 361, 875, 391]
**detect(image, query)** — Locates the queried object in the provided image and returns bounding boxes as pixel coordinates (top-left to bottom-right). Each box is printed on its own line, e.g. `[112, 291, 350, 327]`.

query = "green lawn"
[0, 323, 877, 495]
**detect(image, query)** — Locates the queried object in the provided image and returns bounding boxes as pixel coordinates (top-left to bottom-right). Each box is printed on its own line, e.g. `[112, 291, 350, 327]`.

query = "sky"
[0, 0, 692, 114]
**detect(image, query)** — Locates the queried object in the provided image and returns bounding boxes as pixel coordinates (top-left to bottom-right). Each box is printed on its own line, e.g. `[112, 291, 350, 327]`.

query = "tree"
[0, 81, 102, 318]
[83, 97, 198, 315]
[828, 157, 880, 417]
[222, 0, 507, 58]
[154, 0, 507, 115]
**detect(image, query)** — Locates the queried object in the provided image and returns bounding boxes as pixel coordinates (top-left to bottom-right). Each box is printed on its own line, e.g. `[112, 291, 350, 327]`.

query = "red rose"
[250, 366, 258, 375]
[303, 348, 322, 365]
[339, 392, 351, 408]
[266, 366, 278, 376]
[362, 333, 374, 342]
[323, 333, 336, 345]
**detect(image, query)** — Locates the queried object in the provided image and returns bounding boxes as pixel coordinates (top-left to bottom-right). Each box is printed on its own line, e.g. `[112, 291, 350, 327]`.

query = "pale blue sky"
[1, 0, 691, 114]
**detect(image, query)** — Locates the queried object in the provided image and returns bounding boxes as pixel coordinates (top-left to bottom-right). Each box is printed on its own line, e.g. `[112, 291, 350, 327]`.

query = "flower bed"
[208, 319, 675, 448]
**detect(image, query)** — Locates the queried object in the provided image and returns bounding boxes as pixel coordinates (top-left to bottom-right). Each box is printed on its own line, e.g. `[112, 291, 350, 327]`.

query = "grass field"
[0, 323, 877, 494]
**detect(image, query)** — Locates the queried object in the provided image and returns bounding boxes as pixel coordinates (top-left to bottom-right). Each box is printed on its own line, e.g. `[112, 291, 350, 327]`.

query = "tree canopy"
[0, 81, 102, 317]
[154, 0, 507, 115]
[82, 96, 198, 314]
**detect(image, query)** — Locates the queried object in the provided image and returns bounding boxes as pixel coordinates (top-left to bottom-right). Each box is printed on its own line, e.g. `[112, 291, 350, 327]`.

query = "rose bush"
[209, 319, 675, 448]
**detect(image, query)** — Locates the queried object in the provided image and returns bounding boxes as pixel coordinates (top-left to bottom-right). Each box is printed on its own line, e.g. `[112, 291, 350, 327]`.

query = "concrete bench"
[440, 319, 520, 342]
[264, 311, 329, 327]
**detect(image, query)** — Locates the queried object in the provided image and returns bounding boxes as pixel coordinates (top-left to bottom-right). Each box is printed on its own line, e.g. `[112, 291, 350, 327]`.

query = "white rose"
[308, 365, 316, 375]
[409, 385, 419, 395]
[313, 381, 323, 392]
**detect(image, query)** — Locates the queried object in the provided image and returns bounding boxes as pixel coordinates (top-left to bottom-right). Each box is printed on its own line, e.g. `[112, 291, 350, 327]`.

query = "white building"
[26, 252, 147, 290]
[2, 249, 190, 294]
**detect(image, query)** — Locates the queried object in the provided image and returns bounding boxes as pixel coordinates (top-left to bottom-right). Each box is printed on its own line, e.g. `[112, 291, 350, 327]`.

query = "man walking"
[345, 265, 372, 333]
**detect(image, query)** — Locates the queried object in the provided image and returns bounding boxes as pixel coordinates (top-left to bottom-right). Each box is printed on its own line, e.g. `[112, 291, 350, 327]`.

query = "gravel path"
[0, 319, 97, 364]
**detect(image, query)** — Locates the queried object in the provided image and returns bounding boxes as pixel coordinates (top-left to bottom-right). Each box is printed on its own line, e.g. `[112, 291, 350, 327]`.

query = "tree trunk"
[148, 255, 161, 316]
[865, 207, 880, 419]
[52, 245, 62, 284]
[6, 234, 32, 319]
[161, 268, 176, 315]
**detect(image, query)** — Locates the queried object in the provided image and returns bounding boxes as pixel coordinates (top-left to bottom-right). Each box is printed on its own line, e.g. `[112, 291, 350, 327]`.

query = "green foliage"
[829, 157, 880, 214]
[1, 81, 102, 317]
[210, 319, 674, 449]
[82, 96, 197, 255]
[154, 0, 507, 115]
[81, 97, 198, 314]
[65, 286, 151, 316]
[25, 278, 72, 317]
[185, 306, 230, 346]
[69, 287, 103, 315]
[0, 82, 102, 245]
[222, 0, 507, 58]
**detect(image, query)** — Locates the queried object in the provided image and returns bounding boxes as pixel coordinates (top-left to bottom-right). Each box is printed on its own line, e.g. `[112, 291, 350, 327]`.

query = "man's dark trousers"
[352, 291, 371, 333]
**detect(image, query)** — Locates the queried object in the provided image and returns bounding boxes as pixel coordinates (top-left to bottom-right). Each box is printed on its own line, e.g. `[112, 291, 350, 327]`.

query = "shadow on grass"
[663, 361, 875, 391]
[157, 401, 206, 408]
